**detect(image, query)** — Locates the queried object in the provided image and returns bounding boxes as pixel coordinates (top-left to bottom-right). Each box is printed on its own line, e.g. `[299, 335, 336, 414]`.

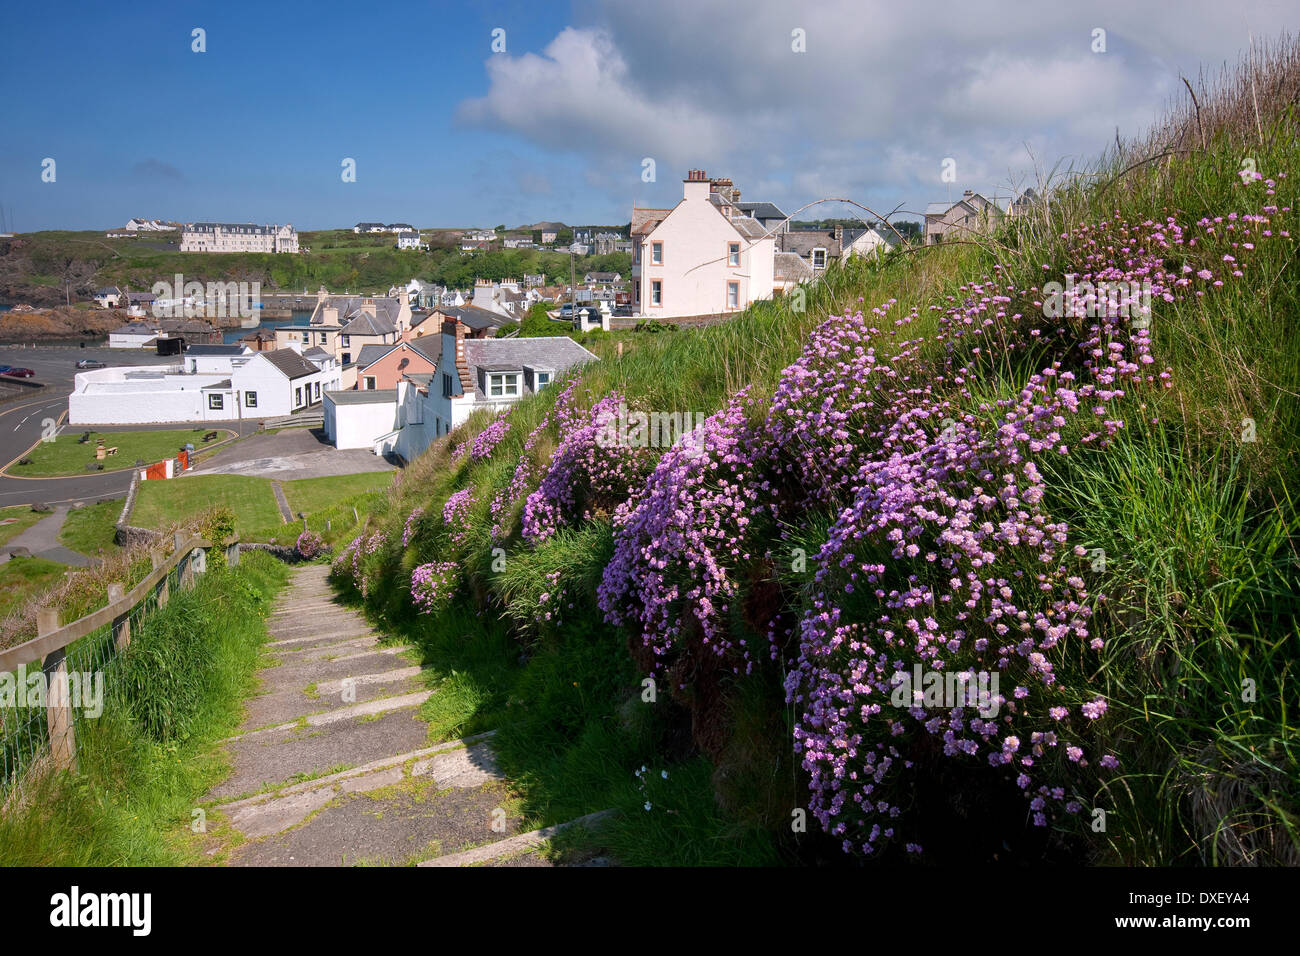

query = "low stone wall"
[114, 524, 161, 548]
[241, 541, 333, 564]
[609, 312, 732, 330]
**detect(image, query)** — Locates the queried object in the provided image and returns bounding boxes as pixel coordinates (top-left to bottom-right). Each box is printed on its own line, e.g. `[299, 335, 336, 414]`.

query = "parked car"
[0, 366, 11, 374]
[3, 368, 35, 378]
[75, 359, 106, 369]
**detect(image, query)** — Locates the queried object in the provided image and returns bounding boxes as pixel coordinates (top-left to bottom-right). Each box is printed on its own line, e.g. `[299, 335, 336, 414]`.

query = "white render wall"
[325, 395, 398, 449]
[68, 369, 234, 424]
[638, 183, 776, 318]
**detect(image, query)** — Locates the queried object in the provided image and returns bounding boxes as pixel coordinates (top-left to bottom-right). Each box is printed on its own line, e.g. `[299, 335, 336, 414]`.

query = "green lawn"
[0, 556, 68, 617]
[13, 428, 233, 477]
[132, 475, 282, 535]
[281, 472, 394, 515]
[59, 499, 124, 557]
[0, 505, 47, 547]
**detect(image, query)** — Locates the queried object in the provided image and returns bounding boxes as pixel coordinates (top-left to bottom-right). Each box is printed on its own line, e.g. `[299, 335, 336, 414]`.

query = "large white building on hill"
[180, 222, 299, 253]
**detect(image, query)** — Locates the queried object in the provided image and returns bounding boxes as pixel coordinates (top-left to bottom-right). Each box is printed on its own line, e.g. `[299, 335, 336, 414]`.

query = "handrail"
[0, 534, 239, 674]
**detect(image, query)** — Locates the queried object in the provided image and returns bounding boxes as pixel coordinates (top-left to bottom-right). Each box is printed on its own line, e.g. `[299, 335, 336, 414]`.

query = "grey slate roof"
[261, 348, 319, 380]
[735, 201, 787, 222]
[110, 322, 157, 335]
[773, 252, 814, 283]
[311, 295, 404, 331]
[200, 379, 232, 390]
[779, 229, 841, 257]
[326, 388, 397, 405]
[302, 346, 332, 360]
[355, 344, 394, 369]
[462, 338, 596, 401]
[438, 305, 511, 332]
[185, 344, 246, 356]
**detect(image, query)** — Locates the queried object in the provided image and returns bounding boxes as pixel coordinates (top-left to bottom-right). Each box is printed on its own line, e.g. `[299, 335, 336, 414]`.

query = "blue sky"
[1, 0, 1294, 232]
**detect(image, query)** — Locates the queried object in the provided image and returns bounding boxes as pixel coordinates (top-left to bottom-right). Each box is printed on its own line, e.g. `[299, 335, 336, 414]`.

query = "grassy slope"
[0, 551, 287, 865]
[280, 471, 394, 515]
[337, 49, 1300, 866]
[0, 556, 67, 617]
[0, 506, 45, 547]
[58, 499, 123, 556]
[132, 474, 282, 534]
[15, 429, 222, 477]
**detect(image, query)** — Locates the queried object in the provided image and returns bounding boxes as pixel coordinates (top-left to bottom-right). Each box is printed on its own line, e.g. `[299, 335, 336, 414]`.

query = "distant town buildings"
[923, 191, 1004, 245]
[180, 222, 299, 253]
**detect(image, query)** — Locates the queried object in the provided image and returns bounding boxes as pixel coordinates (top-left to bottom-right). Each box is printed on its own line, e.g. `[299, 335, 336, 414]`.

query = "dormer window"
[488, 372, 520, 398]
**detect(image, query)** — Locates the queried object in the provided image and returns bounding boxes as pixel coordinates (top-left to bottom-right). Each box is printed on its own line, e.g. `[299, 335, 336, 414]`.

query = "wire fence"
[0, 540, 218, 803]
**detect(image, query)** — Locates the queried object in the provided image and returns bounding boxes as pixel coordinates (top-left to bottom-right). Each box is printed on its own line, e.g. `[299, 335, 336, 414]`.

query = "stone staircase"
[201, 564, 611, 866]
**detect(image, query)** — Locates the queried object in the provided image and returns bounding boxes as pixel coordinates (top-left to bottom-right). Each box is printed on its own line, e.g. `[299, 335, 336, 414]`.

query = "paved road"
[0, 345, 263, 507]
[191, 427, 396, 481]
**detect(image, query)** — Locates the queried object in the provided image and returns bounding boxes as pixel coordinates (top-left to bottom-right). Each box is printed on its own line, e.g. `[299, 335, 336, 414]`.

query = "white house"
[68, 348, 338, 425]
[631, 170, 776, 318]
[93, 287, 124, 309]
[396, 231, 422, 250]
[107, 322, 159, 348]
[430, 317, 596, 435]
[323, 389, 399, 451]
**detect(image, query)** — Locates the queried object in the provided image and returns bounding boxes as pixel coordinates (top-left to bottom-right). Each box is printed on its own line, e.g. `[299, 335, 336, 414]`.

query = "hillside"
[324, 44, 1299, 866]
[0, 229, 630, 310]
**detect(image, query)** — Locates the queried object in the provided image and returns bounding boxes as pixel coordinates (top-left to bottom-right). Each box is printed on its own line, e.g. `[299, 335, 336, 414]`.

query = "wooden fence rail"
[0, 534, 241, 781]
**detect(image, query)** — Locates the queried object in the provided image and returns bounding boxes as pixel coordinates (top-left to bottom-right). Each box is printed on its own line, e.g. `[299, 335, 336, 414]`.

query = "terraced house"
[274, 292, 412, 388]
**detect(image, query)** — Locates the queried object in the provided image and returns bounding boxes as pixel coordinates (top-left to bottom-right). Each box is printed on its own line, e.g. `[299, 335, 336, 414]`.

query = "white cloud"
[460, 0, 1297, 221]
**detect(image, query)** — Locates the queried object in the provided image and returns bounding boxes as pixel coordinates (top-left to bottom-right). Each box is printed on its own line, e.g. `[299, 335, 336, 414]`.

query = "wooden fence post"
[107, 582, 130, 650]
[38, 608, 76, 772]
[174, 532, 194, 589]
[152, 551, 169, 606]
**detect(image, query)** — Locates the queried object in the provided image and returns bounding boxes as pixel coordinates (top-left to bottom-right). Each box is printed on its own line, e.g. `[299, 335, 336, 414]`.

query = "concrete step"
[265, 629, 377, 650]
[212, 734, 498, 839]
[417, 810, 615, 867]
[206, 703, 434, 802]
[242, 665, 428, 728]
[225, 689, 433, 742]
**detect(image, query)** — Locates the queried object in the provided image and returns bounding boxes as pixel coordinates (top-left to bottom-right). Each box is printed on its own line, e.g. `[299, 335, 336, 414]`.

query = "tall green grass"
[0, 551, 286, 865]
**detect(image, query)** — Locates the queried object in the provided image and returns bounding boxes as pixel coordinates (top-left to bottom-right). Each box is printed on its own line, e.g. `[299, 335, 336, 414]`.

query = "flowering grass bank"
[329, 46, 1300, 866]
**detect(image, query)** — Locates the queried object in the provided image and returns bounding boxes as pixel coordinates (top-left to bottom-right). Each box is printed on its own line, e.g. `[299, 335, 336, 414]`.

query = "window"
[651, 280, 663, 306]
[208, 393, 223, 410]
[442, 372, 454, 397]
[727, 281, 739, 309]
[342, 334, 351, 346]
[302, 331, 310, 343]
[320, 332, 328, 343]
[728, 242, 740, 267]
[811, 248, 827, 270]
[364, 376, 376, 390]
[341, 352, 351, 365]
[244, 391, 257, 408]
[295, 386, 302, 406]
[488, 372, 520, 398]
[314, 382, 321, 400]
[536, 371, 551, 389]
[651, 241, 663, 265]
